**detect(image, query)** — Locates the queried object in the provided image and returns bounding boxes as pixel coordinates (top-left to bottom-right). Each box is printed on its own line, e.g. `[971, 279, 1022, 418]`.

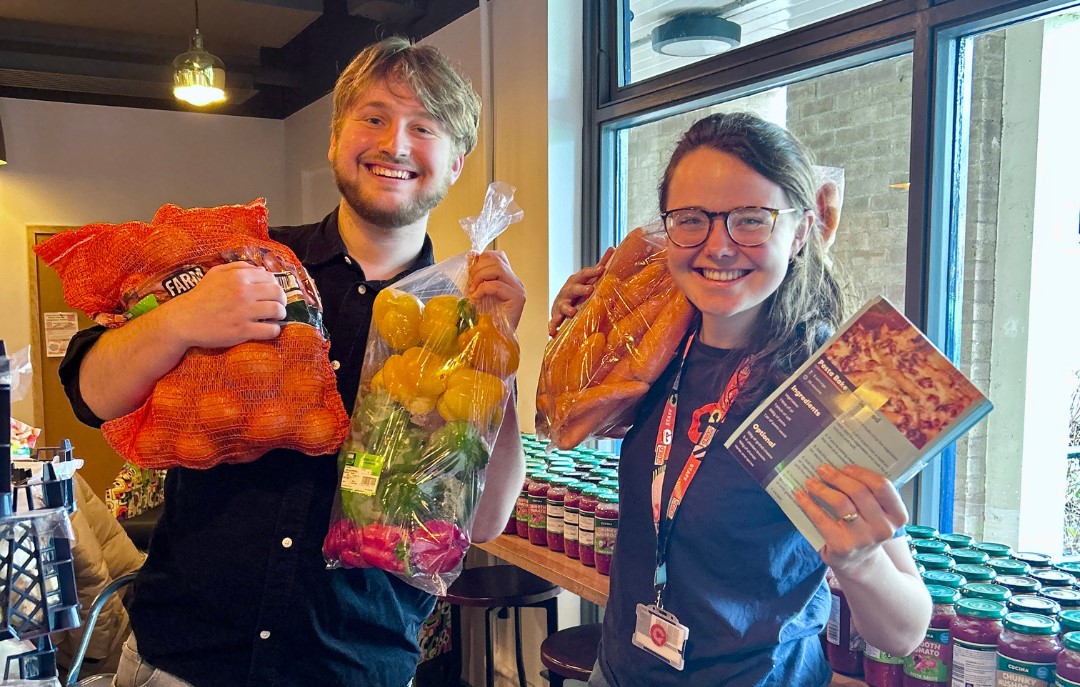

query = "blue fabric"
[59, 210, 436, 687]
[598, 338, 833, 687]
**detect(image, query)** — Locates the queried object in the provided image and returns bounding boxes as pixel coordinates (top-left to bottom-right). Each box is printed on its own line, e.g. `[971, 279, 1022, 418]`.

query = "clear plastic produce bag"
[323, 182, 523, 595]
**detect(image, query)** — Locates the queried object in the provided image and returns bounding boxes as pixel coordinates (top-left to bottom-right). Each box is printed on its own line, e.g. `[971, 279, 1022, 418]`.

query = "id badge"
[631, 603, 689, 671]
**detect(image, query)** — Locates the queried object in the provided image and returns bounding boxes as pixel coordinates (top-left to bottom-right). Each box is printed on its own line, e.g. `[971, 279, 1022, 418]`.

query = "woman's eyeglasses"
[660, 206, 800, 248]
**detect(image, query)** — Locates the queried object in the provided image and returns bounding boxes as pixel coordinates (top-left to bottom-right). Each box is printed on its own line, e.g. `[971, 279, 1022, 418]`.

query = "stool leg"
[544, 597, 559, 638]
[485, 606, 498, 687]
[450, 603, 463, 684]
[513, 607, 527, 687]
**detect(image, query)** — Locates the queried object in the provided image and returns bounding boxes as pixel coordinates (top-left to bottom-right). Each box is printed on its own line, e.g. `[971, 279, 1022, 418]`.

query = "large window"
[586, 0, 1080, 555]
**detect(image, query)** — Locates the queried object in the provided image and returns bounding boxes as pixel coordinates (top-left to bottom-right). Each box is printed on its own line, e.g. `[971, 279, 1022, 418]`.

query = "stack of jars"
[504, 434, 620, 576]
[838, 523, 1080, 687]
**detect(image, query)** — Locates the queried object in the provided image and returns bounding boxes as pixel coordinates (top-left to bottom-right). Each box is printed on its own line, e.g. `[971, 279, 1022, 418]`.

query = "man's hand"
[164, 262, 288, 349]
[467, 250, 526, 330]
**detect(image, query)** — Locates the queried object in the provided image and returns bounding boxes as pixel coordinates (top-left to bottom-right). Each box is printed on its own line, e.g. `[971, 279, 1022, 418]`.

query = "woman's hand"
[548, 247, 615, 337]
[795, 464, 909, 575]
[467, 250, 526, 330]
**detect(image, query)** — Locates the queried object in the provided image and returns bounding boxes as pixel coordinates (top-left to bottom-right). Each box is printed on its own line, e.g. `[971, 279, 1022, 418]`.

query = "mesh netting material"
[33, 199, 348, 469]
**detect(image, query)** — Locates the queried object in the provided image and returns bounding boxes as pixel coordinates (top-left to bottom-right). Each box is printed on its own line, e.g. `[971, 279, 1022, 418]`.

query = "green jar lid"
[922, 570, 967, 589]
[528, 471, 554, 482]
[906, 525, 939, 540]
[567, 480, 591, 493]
[953, 564, 996, 582]
[1064, 631, 1080, 653]
[913, 539, 951, 555]
[1012, 551, 1053, 569]
[1059, 610, 1080, 633]
[1032, 570, 1076, 588]
[581, 485, 610, 497]
[974, 541, 1013, 558]
[590, 467, 619, 478]
[1055, 562, 1080, 576]
[597, 491, 619, 504]
[962, 583, 1011, 602]
[950, 549, 991, 565]
[1039, 588, 1080, 609]
[1003, 611, 1060, 635]
[1007, 594, 1062, 617]
[938, 533, 974, 549]
[956, 598, 1007, 620]
[925, 584, 960, 605]
[598, 478, 620, 491]
[549, 476, 575, 487]
[995, 575, 1042, 594]
[989, 558, 1032, 576]
[914, 553, 955, 571]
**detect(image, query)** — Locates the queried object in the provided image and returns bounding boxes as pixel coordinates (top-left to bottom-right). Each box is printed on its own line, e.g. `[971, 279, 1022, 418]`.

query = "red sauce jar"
[827, 575, 864, 677]
[1059, 610, 1080, 635]
[594, 491, 619, 576]
[949, 598, 1006, 687]
[996, 612, 1061, 686]
[903, 584, 958, 686]
[527, 472, 552, 546]
[545, 476, 573, 552]
[863, 644, 905, 687]
[1057, 631, 1080, 686]
[1040, 588, 1080, 612]
[577, 486, 606, 567]
[1008, 595, 1062, 618]
[562, 481, 587, 559]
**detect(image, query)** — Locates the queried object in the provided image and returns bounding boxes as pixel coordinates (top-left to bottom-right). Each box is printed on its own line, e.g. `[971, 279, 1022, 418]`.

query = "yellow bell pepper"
[380, 347, 450, 416]
[373, 288, 423, 351]
[419, 294, 467, 356]
[437, 367, 506, 429]
[457, 312, 520, 377]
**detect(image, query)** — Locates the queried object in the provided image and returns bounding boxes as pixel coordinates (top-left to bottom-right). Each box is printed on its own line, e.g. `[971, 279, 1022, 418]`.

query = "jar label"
[547, 503, 564, 520]
[565, 523, 578, 542]
[516, 495, 529, 521]
[996, 654, 1055, 686]
[595, 525, 616, 556]
[904, 632, 950, 683]
[827, 594, 841, 645]
[864, 644, 904, 665]
[579, 514, 595, 533]
[951, 640, 997, 687]
[547, 517, 564, 535]
[579, 528, 595, 547]
[1055, 674, 1080, 686]
[564, 509, 579, 527]
[529, 499, 547, 528]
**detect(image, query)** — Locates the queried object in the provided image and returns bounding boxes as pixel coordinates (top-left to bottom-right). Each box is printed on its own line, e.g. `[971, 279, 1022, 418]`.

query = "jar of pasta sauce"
[939, 533, 974, 550]
[1041, 589, 1080, 611]
[1057, 631, 1080, 686]
[562, 481, 588, 559]
[953, 564, 996, 584]
[950, 598, 1006, 687]
[827, 575, 865, 677]
[514, 474, 531, 538]
[923, 571, 967, 590]
[907, 525, 939, 541]
[996, 612, 1062, 686]
[1014, 552, 1055, 570]
[1036, 571, 1079, 589]
[527, 472, 552, 546]
[864, 643, 905, 687]
[1009, 595, 1063, 618]
[991, 558, 1033, 578]
[545, 476, 573, 552]
[577, 486, 607, 568]
[915, 540, 952, 556]
[998, 575, 1044, 596]
[962, 583, 1011, 603]
[915, 553, 957, 572]
[903, 585, 958, 686]
[974, 542, 1013, 559]
[594, 491, 619, 576]
[952, 549, 992, 566]
[1060, 611, 1080, 636]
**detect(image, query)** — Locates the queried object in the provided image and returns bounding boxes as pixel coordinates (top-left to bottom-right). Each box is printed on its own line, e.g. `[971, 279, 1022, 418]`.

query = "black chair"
[539, 623, 601, 686]
[442, 565, 561, 687]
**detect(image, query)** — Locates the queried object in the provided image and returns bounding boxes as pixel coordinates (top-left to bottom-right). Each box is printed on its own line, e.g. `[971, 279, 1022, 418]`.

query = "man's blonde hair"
[331, 36, 481, 157]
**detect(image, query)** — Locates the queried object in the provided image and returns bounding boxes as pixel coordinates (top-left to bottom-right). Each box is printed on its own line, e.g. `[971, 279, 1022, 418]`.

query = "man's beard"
[335, 159, 453, 230]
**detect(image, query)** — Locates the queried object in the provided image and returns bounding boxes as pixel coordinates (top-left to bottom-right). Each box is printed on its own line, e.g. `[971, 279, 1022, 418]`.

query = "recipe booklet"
[724, 296, 992, 550]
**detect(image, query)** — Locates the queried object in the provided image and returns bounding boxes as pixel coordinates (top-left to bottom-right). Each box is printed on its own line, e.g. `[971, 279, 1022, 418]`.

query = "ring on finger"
[841, 512, 859, 523]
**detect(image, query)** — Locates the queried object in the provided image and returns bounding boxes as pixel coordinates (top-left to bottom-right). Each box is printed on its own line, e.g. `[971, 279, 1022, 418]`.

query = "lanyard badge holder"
[632, 334, 752, 671]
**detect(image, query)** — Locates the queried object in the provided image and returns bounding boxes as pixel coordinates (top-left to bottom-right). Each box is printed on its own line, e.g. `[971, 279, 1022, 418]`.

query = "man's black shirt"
[59, 210, 437, 687]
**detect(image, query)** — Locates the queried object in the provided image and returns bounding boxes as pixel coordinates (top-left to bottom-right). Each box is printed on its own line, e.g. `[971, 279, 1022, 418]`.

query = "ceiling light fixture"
[651, 13, 742, 57]
[172, 0, 226, 107]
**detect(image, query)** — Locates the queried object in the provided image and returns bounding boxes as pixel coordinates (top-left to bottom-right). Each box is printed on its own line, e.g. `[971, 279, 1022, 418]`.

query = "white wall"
[0, 97, 287, 423]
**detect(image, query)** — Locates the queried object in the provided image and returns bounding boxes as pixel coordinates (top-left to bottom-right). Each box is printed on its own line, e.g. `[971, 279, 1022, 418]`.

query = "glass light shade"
[651, 14, 742, 57]
[172, 31, 226, 106]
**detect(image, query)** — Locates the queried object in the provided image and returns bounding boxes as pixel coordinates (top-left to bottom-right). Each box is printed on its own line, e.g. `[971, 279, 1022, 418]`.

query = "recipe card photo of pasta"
[824, 302, 980, 450]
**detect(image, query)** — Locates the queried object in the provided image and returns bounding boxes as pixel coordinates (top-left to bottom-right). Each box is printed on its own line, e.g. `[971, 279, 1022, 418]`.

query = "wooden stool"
[443, 565, 561, 687]
[539, 623, 602, 686]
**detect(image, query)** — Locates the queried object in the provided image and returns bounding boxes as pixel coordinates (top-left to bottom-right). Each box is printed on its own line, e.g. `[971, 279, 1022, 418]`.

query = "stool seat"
[443, 565, 561, 608]
[540, 623, 602, 682]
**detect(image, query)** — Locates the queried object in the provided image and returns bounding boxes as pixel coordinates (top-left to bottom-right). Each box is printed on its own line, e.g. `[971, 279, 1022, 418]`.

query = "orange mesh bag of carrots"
[537, 224, 695, 450]
[33, 199, 349, 469]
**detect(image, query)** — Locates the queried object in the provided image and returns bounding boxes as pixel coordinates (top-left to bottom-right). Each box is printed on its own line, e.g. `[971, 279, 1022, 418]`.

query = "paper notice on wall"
[44, 311, 79, 358]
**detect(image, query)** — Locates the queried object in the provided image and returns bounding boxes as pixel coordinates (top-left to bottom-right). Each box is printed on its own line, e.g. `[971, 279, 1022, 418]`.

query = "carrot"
[629, 290, 694, 382]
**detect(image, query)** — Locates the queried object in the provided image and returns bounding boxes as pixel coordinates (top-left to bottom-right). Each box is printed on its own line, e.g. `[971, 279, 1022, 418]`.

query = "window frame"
[582, 0, 1080, 531]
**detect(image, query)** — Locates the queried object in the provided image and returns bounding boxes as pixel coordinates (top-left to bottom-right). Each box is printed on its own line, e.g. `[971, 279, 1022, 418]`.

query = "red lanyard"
[650, 332, 752, 605]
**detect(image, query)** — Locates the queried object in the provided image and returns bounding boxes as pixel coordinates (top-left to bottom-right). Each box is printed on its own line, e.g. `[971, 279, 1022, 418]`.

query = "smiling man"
[58, 37, 526, 687]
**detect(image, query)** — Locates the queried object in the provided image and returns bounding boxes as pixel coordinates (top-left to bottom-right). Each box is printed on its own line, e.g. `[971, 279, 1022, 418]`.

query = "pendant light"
[651, 13, 742, 57]
[172, 0, 226, 107]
